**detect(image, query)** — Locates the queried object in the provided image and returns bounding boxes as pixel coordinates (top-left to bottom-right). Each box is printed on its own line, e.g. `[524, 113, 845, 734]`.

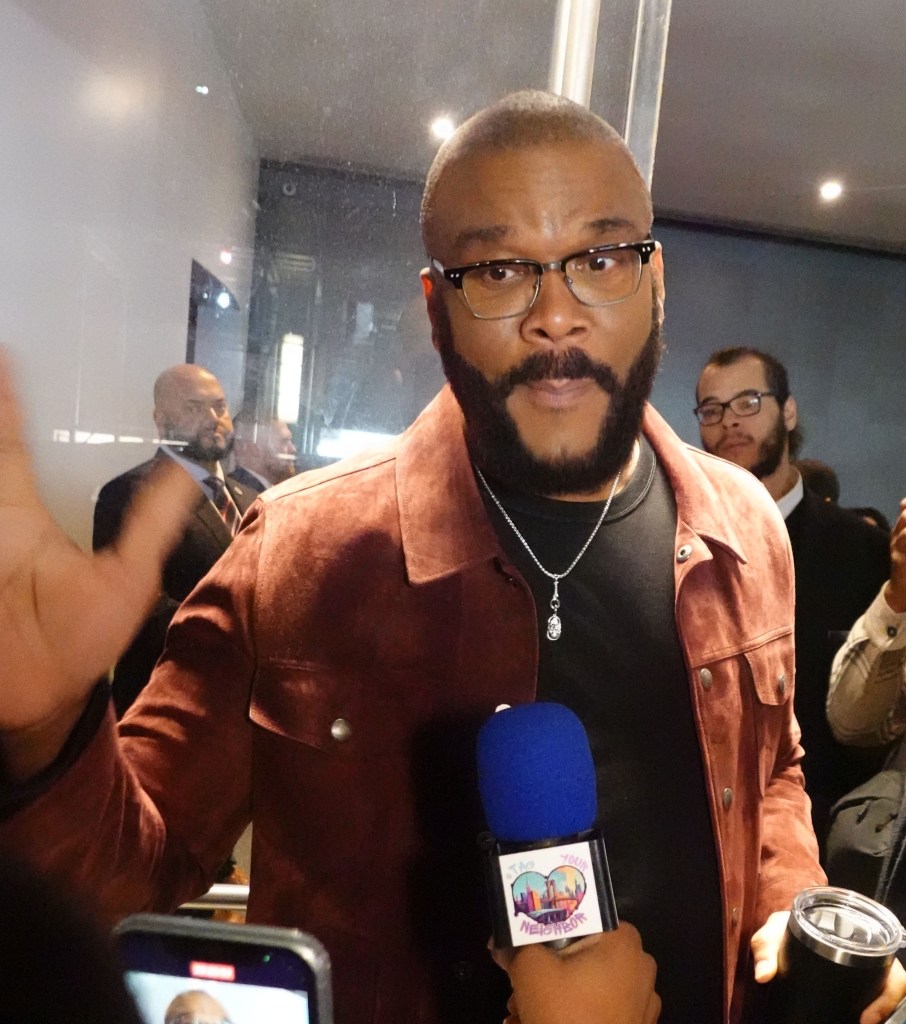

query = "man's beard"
[163, 424, 234, 464]
[749, 414, 787, 480]
[432, 291, 664, 496]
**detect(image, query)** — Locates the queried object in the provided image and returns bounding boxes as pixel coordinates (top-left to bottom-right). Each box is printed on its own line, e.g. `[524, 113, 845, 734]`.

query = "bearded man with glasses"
[7, 94, 902, 1024]
[696, 346, 890, 860]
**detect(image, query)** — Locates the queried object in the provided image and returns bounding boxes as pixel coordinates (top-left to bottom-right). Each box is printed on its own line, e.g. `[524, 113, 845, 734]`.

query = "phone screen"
[118, 930, 317, 1024]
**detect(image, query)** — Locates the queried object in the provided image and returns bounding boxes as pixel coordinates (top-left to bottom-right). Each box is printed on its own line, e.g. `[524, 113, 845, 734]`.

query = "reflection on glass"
[2, 0, 666, 544]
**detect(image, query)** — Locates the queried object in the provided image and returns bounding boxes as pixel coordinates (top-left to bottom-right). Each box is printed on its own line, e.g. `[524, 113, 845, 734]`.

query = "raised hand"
[0, 349, 199, 780]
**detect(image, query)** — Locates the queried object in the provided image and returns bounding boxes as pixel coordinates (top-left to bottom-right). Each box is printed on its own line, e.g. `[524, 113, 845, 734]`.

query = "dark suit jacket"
[785, 488, 891, 849]
[229, 464, 269, 494]
[93, 451, 256, 715]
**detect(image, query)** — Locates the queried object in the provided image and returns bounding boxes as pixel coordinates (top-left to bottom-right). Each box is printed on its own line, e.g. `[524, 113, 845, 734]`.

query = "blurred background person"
[232, 413, 297, 493]
[827, 497, 906, 748]
[0, 851, 144, 1024]
[695, 346, 891, 852]
[93, 364, 255, 717]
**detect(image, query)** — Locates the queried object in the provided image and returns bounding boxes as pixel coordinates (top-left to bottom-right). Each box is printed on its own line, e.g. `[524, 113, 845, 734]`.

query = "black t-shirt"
[479, 437, 723, 1024]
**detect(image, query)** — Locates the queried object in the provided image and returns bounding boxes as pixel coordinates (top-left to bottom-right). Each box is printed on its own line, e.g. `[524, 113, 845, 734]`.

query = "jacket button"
[777, 673, 787, 696]
[330, 718, 352, 743]
[722, 787, 733, 811]
[699, 667, 713, 691]
[676, 544, 693, 563]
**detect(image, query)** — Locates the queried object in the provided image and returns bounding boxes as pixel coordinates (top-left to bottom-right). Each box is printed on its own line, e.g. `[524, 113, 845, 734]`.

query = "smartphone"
[114, 914, 332, 1024]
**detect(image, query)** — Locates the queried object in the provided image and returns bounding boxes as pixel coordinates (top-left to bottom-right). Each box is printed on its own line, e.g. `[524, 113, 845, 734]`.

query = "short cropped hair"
[701, 346, 804, 457]
[420, 90, 651, 253]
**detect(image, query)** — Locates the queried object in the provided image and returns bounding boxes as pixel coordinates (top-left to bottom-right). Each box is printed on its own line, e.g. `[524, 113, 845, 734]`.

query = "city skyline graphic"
[511, 866, 587, 925]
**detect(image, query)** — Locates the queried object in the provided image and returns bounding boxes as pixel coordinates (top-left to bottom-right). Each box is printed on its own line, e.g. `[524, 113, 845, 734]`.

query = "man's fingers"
[860, 960, 906, 1024]
[111, 461, 200, 585]
[0, 348, 43, 508]
[751, 910, 790, 983]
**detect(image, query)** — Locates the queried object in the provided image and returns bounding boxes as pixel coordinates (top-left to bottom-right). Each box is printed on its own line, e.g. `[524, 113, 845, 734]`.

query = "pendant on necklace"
[547, 580, 562, 641]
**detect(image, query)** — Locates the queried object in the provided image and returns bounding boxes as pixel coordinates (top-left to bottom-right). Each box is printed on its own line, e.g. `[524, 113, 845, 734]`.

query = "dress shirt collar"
[775, 470, 804, 520]
[159, 444, 224, 499]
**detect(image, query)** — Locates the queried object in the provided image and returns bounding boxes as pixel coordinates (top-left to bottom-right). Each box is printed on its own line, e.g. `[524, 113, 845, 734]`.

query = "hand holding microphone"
[492, 925, 660, 1024]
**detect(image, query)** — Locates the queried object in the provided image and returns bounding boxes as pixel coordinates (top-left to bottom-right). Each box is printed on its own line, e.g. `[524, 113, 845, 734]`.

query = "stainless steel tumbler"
[770, 886, 905, 1024]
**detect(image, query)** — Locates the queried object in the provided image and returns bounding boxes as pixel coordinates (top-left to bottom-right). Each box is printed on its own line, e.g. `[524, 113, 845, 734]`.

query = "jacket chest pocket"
[696, 632, 795, 800]
[249, 661, 434, 759]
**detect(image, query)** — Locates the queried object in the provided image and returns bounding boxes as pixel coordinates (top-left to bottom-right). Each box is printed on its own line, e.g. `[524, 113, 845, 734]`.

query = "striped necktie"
[205, 476, 242, 537]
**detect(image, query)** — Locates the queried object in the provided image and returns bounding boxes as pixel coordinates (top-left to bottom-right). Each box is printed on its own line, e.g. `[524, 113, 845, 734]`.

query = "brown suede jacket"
[2, 386, 823, 1024]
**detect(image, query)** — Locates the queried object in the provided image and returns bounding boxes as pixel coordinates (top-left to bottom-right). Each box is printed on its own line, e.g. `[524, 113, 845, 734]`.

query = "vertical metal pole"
[548, 0, 602, 108]
[549, 0, 672, 187]
[624, 0, 673, 187]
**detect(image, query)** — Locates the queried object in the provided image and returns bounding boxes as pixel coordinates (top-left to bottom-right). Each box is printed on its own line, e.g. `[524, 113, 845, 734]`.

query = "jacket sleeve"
[0, 503, 268, 926]
[754, 518, 826, 924]
[826, 586, 906, 747]
[92, 476, 132, 551]
[755, 699, 825, 924]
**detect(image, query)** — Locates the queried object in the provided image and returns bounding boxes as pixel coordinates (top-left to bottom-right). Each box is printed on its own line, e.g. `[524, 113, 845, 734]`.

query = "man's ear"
[420, 267, 434, 302]
[420, 268, 442, 353]
[651, 243, 666, 322]
[783, 395, 798, 432]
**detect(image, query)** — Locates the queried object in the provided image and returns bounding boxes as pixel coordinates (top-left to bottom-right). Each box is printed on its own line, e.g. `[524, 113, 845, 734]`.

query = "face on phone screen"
[118, 929, 319, 1024]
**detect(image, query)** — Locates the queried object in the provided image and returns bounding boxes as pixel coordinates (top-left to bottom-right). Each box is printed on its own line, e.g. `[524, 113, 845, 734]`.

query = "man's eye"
[584, 254, 617, 274]
[739, 396, 759, 411]
[474, 264, 529, 287]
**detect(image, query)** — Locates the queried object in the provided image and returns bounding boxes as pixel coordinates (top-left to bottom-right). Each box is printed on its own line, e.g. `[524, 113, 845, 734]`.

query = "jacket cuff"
[863, 585, 906, 650]
[0, 682, 110, 819]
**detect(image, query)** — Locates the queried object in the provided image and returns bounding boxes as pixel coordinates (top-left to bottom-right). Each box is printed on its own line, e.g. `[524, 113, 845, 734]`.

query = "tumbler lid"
[789, 887, 906, 967]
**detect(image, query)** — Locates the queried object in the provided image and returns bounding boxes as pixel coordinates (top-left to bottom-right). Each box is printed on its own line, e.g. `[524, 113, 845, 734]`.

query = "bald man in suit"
[93, 365, 255, 715]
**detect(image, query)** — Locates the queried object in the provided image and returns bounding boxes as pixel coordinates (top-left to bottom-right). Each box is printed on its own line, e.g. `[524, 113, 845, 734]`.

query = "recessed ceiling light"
[219, 249, 233, 265]
[195, 85, 210, 96]
[430, 116, 456, 142]
[819, 180, 843, 202]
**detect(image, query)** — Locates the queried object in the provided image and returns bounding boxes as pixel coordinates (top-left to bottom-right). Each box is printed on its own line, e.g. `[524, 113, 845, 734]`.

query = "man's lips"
[515, 377, 600, 408]
[718, 435, 754, 452]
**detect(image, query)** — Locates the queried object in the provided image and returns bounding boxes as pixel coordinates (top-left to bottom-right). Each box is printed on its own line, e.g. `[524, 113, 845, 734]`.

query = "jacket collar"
[396, 387, 500, 584]
[641, 405, 748, 565]
[396, 387, 747, 585]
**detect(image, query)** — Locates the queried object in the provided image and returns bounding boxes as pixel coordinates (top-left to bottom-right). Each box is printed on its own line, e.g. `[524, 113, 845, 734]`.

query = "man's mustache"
[491, 348, 618, 400]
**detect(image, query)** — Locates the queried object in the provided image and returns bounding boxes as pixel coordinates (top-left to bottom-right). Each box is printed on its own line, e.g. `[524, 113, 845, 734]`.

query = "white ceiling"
[198, 0, 906, 254]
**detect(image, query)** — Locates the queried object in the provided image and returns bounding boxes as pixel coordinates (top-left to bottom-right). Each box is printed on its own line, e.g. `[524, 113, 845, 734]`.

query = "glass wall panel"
[2, 0, 670, 544]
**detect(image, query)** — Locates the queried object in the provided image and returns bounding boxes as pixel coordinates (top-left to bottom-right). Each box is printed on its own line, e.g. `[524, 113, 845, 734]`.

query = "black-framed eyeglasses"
[430, 239, 658, 320]
[693, 390, 779, 426]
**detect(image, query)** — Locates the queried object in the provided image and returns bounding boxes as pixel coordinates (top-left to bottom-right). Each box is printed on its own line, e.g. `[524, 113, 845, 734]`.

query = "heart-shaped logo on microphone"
[511, 865, 587, 925]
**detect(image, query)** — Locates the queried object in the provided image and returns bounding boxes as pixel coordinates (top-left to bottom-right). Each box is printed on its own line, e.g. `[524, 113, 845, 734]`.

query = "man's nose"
[520, 270, 590, 347]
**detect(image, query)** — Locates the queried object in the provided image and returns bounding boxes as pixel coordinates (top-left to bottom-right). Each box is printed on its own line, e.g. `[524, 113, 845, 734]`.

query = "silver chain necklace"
[475, 464, 623, 642]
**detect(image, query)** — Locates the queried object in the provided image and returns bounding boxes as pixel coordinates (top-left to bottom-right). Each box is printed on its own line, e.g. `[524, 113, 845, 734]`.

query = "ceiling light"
[195, 85, 210, 96]
[819, 180, 843, 202]
[430, 116, 456, 142]
[216, 290, 231, 309]
[219, 249, 233, 265]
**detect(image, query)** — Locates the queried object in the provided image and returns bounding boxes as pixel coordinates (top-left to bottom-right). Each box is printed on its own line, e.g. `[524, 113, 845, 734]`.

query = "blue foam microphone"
[476, 702, 618, 948]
